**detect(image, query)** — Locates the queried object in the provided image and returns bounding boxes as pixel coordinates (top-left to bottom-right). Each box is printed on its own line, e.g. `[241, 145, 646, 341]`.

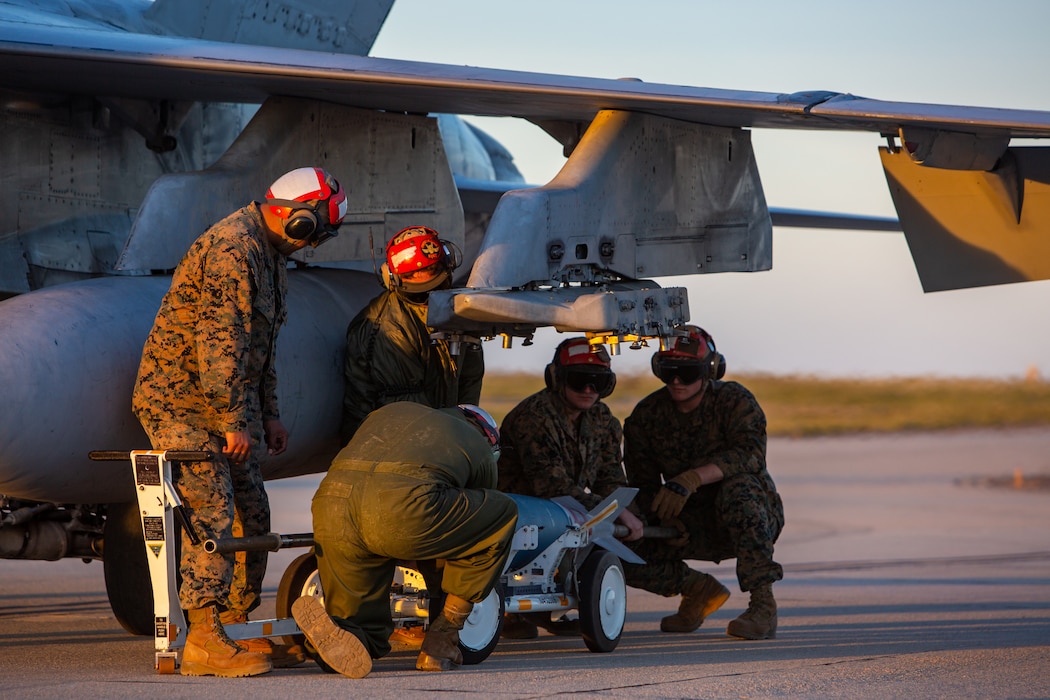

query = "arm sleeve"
[196, 241, 255, 433]
[456, 343, 485, 406]
[262, 266, 286, 421]
[707, 385, 767, 479]
[587, 411, 627, 504]
[623, 407, 663, 514]
[260, 355, 280, 421]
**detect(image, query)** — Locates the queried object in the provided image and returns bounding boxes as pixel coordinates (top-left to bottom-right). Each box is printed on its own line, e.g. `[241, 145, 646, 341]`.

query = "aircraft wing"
[2, 21, 1049, 139]
[6, 17, 1050, 294]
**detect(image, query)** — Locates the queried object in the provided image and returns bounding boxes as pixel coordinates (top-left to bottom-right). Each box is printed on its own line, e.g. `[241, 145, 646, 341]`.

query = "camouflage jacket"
[624, 380, 775, 512]
[132, 204, 287, 434]
[497, 388, 626, 509]
[340, 289, 484, 441]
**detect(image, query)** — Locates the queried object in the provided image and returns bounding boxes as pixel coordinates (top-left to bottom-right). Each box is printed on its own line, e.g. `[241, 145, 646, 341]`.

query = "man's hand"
[223, 430, 251, 463]
[264, 419, 289, 455]
[615, 509, 645, 542]
[650, 469, 704, 521]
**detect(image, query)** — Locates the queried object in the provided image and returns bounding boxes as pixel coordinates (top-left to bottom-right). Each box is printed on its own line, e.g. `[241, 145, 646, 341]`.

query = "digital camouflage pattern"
[622, 380, 785, 596]
[497, 388, 626, 510]
[132, 204, 286, 611]
[133, 204, 286, 432]
[340, 290, 483, 442]
[139, 422, 270, 612]
[313, 402, 517, 659]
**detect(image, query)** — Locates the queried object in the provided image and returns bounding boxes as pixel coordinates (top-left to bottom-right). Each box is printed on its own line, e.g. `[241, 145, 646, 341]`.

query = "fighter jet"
[2, 0, 1049, 635]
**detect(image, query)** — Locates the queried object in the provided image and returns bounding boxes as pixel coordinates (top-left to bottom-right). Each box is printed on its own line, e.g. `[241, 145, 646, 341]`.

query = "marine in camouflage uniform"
[340, 226, 483, 443]
[132, 167, 346, 677]
[496, 337, 644, 639]
[133, 202, 285, 612]
[297, 401, 517, 676]
[497, 373, 624, 511]
[623, 325, 784, 640]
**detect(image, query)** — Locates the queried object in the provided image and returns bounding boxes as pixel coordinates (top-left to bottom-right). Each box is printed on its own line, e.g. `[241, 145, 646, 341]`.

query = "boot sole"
[291, 596, 372, 678]
[180, 658, 271, 677]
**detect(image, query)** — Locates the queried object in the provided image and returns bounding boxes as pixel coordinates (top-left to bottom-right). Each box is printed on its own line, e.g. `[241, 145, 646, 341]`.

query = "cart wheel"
[275, 551, 322, 646]
[458, 584, 504, 665]
[156, 655, 177, 675]
[578, 549, 626, 653]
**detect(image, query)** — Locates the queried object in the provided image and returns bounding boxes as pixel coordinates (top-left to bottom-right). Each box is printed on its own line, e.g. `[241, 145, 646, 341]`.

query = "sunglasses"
[653, 360, 704, 385]
[564, 368, 615, 395]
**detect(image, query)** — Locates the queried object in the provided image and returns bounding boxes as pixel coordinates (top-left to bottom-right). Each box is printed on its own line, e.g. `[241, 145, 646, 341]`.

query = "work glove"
[650, 469, 704, 521]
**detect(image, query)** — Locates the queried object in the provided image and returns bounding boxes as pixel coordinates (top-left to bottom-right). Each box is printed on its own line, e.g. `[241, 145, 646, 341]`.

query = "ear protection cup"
[379, 262, 399, 290]
[283, 208, 320, 240]
[711, 351, 727, 380]
[266, 198, 323, 241]
[701, 331, 727, 380]
[443, 240, 463, 272]
[544, 363, 556, 391]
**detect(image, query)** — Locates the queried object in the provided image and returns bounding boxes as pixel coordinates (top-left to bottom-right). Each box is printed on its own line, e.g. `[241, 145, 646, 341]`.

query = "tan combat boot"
[219, 609, 306, 668]
[726, 584, 777, 639]
[291, 595, 372, 678]
[416, 594, 472, 672]
[660, 571, 731, 633]
[181, 606, 272, 677]
[389, 624, 427, 651]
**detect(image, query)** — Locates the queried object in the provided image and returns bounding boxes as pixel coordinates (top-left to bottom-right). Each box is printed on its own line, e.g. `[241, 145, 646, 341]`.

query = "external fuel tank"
[0, 268, 378, 504]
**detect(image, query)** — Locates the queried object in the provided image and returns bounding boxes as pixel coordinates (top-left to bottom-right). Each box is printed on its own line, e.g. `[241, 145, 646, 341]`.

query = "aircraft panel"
[882, 145, 1050, 291]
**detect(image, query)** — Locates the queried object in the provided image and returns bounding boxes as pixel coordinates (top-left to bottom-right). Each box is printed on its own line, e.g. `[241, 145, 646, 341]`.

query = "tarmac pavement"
[2, 427, 1048, 698]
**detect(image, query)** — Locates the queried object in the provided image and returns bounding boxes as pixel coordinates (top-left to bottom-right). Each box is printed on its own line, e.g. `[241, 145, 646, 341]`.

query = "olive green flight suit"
[312, 402, 517, 659]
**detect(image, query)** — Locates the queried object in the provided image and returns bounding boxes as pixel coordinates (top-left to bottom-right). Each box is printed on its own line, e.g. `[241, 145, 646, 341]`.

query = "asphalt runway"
[2, 428, 1049, 698]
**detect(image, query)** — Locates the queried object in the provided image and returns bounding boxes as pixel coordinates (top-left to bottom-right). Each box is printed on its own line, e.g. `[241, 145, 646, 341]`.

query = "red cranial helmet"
[457, 404, 501, 455]
[382, 226, 459, 293]
[546, 337, 616, 398]
[651, 325, 726, 385]
[265, 167, 347, 248]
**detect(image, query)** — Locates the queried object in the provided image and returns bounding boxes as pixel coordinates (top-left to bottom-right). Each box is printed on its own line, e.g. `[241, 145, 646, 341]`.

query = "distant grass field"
[481, 372, 1050, 436]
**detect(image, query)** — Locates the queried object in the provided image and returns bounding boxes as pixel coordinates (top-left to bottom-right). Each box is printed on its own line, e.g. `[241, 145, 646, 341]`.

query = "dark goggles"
[564, 368, 615, 395]
[653, 359, 704, 385]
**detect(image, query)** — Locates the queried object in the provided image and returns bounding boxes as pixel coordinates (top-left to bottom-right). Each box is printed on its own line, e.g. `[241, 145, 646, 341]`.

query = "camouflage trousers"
[140, 421, 270, 613]
[311, 467, 518, 659]
[624, 472, 784, 595]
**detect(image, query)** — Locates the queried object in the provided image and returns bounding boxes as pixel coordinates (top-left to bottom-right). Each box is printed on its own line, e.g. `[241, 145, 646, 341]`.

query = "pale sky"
[372, 0, 1050, 379]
